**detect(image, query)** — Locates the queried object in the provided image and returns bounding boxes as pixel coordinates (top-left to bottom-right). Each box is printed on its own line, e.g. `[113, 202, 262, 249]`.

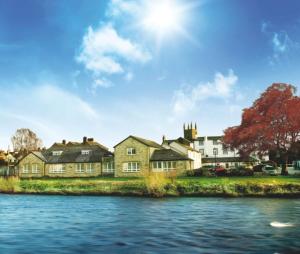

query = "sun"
[142, 0, 185, 37]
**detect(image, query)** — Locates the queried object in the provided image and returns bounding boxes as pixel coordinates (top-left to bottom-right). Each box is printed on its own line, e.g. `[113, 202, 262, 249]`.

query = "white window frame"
[86, 163, 94, 173]
[223, 148, 228, 155]
[127, 148, 136, 155]
[199, 141, 204, 146]
[52, 151, 63, 156]
[31, 164, 39, 174]
[103, 162, 115, 173]
[76, 163, 85, 173]
[199, 149, 204, 155]
[123, 162, 140, 172]
[152, 161, 176, 172]
[81, 150, 90, 155]
[49, 164, 65, 174]
[213, 140, 219, 145]
[22, 164, 29, 174]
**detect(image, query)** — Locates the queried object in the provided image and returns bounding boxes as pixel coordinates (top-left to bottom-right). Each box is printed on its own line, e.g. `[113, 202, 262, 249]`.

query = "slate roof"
[17, 140, 113, 164]
[44, 143, 113, 164]
[114, 135, 162, 149]
[150, 149, 192, 161]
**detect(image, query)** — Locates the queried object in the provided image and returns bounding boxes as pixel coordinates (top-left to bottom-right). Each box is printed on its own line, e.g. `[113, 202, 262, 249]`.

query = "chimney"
[87, 138, 94, 142]
[83, 136, 87, 143]
[62, 139, 66, 145]
[162, 135, 166, 143]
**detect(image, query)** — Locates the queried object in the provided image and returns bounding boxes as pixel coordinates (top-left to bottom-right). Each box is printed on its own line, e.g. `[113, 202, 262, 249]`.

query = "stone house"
[114, 135, 193, 177]
[18, 137, 114, 178]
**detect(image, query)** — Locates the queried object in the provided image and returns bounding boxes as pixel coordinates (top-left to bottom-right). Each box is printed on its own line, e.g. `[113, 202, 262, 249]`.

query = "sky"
[1, 0, 300, 150]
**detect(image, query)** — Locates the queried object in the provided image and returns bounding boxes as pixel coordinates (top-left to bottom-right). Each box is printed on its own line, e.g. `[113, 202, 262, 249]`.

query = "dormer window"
[52, 151, 63, 156]
[81, 150, 90, 155]
[213, 140, 219, 145]
[127, 148, 136, 155]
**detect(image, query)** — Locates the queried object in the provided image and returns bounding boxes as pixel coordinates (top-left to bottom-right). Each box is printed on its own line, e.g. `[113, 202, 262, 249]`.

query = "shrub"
[186, 168, 203, 177]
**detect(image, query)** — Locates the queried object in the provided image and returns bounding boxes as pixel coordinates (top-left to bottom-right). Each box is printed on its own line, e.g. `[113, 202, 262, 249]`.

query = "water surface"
[0, 195, 299, 254]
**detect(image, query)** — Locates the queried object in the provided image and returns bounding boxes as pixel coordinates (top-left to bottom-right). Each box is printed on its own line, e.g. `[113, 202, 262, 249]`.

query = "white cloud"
[172, 70, 238, 114]
[92, 78, 113, 93]
[124, 72, 134, 81]
[107, 0, 140, 17]
[261, 22, 299, 65]
[0, 84, 100, 148]
[77, 24, 151, 75]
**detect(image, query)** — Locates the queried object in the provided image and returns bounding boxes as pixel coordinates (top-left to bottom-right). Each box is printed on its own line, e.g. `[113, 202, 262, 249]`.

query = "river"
[0, 195, 299, 253]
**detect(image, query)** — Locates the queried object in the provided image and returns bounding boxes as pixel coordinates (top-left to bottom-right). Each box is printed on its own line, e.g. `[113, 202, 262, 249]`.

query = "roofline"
[113, 135, 161, 148]
[17, 151, 47, 164]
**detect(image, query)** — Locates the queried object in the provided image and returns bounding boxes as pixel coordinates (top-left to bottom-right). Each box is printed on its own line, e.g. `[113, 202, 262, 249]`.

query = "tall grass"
[143, 172, 169, 197]
[0, 176, 20, 193]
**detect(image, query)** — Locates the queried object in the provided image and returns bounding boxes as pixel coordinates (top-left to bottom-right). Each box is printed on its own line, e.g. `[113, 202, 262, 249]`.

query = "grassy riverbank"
[0, 176, 299, 197]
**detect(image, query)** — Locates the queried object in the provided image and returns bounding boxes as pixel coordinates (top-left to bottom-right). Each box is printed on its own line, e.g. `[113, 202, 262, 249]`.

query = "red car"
[215, 166, 227, 176]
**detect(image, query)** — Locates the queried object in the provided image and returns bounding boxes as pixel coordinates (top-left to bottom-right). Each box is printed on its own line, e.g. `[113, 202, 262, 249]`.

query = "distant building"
[167, 123, 262, 168]
[18, 137, 114, 178]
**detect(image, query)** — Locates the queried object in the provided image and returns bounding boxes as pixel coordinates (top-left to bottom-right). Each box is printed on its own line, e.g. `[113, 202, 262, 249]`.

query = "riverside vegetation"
[0, 174, 300, 197]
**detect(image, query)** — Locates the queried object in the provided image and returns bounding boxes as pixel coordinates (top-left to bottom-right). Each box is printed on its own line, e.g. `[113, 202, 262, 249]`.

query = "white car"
[262, 165, 280, 175]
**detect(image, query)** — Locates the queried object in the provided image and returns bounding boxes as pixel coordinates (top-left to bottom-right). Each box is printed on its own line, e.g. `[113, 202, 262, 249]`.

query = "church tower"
[183, 122, 198, 141]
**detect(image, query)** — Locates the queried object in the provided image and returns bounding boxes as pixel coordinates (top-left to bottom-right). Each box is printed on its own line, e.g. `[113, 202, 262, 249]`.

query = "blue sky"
[1, 0, 300, 150]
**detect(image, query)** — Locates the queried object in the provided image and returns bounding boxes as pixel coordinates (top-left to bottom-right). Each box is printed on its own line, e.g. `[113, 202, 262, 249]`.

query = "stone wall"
[18, 153, 45, 178]
[114, 137, 153, 177]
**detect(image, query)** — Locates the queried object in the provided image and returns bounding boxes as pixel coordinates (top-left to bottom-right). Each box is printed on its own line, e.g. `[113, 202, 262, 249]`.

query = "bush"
[228, 166, 254, 176]
[186, 168, 203, 177]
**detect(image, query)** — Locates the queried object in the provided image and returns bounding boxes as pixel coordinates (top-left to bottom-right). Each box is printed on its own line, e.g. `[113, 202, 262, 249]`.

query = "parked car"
[215, 166, 227, 176]
[262, 165, 279, 175]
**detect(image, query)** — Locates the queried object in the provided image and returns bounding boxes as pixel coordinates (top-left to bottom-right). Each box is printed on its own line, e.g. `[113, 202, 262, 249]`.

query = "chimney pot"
[83, 137, 87, 143]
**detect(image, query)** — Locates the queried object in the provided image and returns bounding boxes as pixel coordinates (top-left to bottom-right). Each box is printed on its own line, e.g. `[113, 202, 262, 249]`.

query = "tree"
[11, 128, 43, 152]
[223, 83, 300, 175]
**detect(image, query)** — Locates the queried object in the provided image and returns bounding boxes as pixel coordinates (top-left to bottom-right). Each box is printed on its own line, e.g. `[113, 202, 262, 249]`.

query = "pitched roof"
[32, 151, 47, 162]
[44, 144, 113, 164]
[150, 149, 192, 161]
[114, 135, 162, 148]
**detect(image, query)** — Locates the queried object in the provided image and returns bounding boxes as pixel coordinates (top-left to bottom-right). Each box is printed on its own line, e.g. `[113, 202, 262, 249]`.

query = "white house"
[162, 137, 202, 169]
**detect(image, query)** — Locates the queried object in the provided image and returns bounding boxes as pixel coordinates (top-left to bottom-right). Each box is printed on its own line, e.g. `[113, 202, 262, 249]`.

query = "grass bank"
[0, 176, 299, 197]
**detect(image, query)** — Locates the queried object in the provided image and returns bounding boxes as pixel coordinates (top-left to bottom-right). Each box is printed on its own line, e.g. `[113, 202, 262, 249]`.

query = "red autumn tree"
[223, 83, 300, 174]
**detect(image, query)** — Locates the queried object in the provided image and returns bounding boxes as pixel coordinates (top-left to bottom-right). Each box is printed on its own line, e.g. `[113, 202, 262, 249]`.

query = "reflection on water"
[0, 195, 299, 254]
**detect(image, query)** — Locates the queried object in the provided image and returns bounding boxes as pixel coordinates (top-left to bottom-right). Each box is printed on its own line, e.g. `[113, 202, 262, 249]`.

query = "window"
[213, 148, 218, 155]
[76, 163, 85, 173]
[123, 162, 140, 172]
[86, 163, 94, 173]
[199, 141, 204, 146]
[22, 164, 29, 173]
[223, 149, 228, 155]
[152, 161, 176, 172]
[49, 164, 65, 173]
[127, 148, 136, 155]
[52, 151, 63, 156]
[32, 164, 39, 174]
[103, 162, 114, 173]
[213, 140, 218, 145]
[81, 150, 90, 155]
[199, 149, 204, 155]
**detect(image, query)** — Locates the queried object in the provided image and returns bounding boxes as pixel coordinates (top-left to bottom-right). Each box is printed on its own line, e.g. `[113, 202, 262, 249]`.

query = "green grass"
[0, 176, 299, 197]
